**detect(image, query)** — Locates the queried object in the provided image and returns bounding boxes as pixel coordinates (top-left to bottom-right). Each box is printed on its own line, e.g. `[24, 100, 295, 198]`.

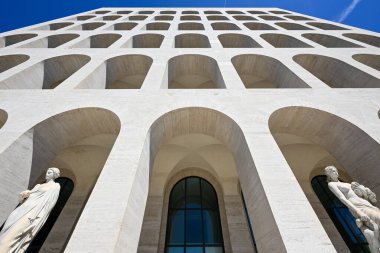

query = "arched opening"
[207, 15, 228, 21]
[130, 107, 283, 253]
[211, 22, 240, 30]
[33, 22, 73, 31]
[129, 15, 148, 21]
[269, 106, 380, 252]
[76, 15, 95, 21]
[226, 10, 244, 14]
[232, 54, 309, 88]
[155, 15, 174, 21]
[259, 15, 285, 21]
[294, 54, 380, 88]
[77, 54, 152, 89]
[178, 22, 205, 30]
[353, 54, 380, 71]
[270, 10, 290, 14]
[285, 15, 313, 21]
[117, 10, 132, 14]
[218, 34, 261, 48]
[275, 22, 312, 30]
[146, 22, 171, 30]
[0, 54, 90, 89]
[166, 54, 225, 89]
[343, 33, 380, 47]
[103, 15, 122, 21]
[0, 109, 7, 129]
[113, 22, 137, 30]
[183, 10, 198, 14]
[307, 22, 348, 30]
[76, 22, 105, 30]
[124, 34, 164, 48]
[0, 107, 121, 252]
[95, 10, 110, 14]
[204, 11, 221, 15]
[161, 10, 176, 14]
[0, 34, 38, 48]
[72, 34, 121, 48]
[247, 10, 267, 14]
[21, 34, 79, 48]
[233, 15, 256, 21]
[0, 54, 29, 73]
[261, 33, 312, 48]
[165, 177, 225, 253]
[180, 15, 201, 21]
[139, 10, 154, 14]
[302, 33, 361, 48]
[175, 33, 211, 48]
[244, 22, 276, 30]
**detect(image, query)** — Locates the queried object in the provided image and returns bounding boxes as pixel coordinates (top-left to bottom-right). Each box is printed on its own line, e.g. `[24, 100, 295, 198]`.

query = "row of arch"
[1, 53, 379, 89]
[0, 105, 379, 253]
[90, 9, 294, 15]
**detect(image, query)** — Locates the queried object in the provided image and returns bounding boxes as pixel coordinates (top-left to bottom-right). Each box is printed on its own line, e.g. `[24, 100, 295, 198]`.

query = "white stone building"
[0, 7, 379, 253]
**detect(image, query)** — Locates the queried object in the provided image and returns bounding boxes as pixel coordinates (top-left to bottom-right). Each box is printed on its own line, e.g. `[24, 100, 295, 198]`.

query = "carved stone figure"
[325, 165, 380, 252]
[0, 167, 61, 252]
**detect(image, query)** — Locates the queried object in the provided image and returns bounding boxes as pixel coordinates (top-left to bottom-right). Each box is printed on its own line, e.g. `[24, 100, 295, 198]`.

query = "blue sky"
[0, 0, 379, 33]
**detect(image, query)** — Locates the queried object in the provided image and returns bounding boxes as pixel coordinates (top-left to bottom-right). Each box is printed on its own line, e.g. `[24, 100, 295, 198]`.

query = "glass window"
[165, 177, 224, 253]
[311, 175, 370, 253]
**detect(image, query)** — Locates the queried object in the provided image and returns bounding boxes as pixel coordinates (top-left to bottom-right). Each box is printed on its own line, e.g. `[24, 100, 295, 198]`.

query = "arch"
[353, 54, 380, 71]
[72, 33, 121, 48]
[128, 107, 286, 253]
[129, 15, 148, 21]
[0, 54, 90, 89]
[78, 54, 152, 89]
[204, 11, 222, 15]
[259, 15, 285, 21]
[302, 33, 361, 48]
[166, 54, 225, 89]
[94, 10, 111, 14]
[226, 10, 244, 14]
[294, 54, 380, 88]
[0, 34, 38, 48]
[247, 10, 267, 14]
[269, 106, 380, 252]
[182, 10, 198, 14]
[33, 22, 73, 31]
[76, 15, 95, 21]
[124, 34, 164, 48]
[343, 33, 380, 47]
[232, 54, 309, 88]
[180, 15, 201, 21]
[0, 109, 7, 129]
[270, 10, 291, 14]
[0, 54, 29, 73]
[146, 22, 171, 30]
[155, 15, 174, 21]
[161, 10, 176, 14]
[211, 22, 240, 30]
[113, 22, 137, 30]
[117, 10, 132, 14]
[285, 15, 313, 21]
[261, 33, 312, 48]
[175, 33, 211, 48]
[207, 15, 229, 21]
[218, 33, 261, 48]
[78, 22, 105, 30]
[233, 15, 256, 21]
[244, 22, 276, 30]
[178, 22, 205, 30]
[275, 22, 312, 30]
[139, 10, 154, 14]
[0, 107, 121, 252]
[21, 34, 79, 48]
[103, 15, 122, 21]
[307, 22, 348, 30]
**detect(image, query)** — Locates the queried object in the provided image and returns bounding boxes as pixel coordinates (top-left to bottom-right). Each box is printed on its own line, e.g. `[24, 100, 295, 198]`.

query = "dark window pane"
[201, 180, 218, 209]
[186, 210, 203, 244]
[186, 247, 203, 253]
[203, 210, 223, 244]
[166, 247, 184, 253]
[205, 247, 224, 253]
[168, 210, 185, 244]
[170, 180, 186, 209]
[187, 177, 201, 208]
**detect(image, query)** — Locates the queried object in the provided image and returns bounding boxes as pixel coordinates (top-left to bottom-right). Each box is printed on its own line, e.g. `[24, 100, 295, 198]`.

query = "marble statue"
[0, 167, 61, 252]
[325, 165, 380, 252]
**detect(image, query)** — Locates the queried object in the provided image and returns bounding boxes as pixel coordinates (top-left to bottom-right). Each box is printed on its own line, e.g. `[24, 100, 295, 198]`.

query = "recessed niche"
[261, 34, 312, 48]
[0, 54, 29, 73]
[167, 54, 225, 89]
[77, 22, 105, 31]
[160, 10, 176, 14]
[117, 10, 132, 14]
[33, 22, 73, 31]
[72, 34, 121, 48]
[270, 10, 291, 14]
[285, 15, 313, 21]
[233, 15, 256, 21]
[146, 22, 170, 30]
[248, 10, 267, 14]
[77, 15, 95, 21]
[294, 54, 380, 88]
[204, 11, 222, 15]
[232, 54, 309, 88]
[113, 22, 137, 31]
[123, 34, 164, 48]
[0, 34, 38, 47]
[211, 22, 240, 30]
[175, 33, 211, 48]
[302, 33, 361, 48]
[259, 15, 285, 21]
[0, 109, 7, 129]
[180, 15, 201, 21]
[182, 11, 198, 14]
[307, 22, 348, 30]
[343, 33, 380, 47]
[218, 33, 261, 48]
[244, 22, 276, 30]
[207, 15, 229, 21]
[155, 15, 174, 21]
[226, 10, 244, 14]
[353, 54, 380, 71]
[95, 10, 111, 14]
[129, 15, 148, 21]
[178, 22, 205, 30]
[103, 15, 122, 21]
[0, 54, 90, 89]
[275, 22, 312, 30]
[20, 34, 79, 48]
[139, 10, 154, 14]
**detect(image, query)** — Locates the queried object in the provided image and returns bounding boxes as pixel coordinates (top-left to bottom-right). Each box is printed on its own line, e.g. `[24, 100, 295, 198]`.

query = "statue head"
[325, 166, 339, 182]
[351, 182, 368, 199]
[46, 167, 60, 181]
[366, 187, 377, 204]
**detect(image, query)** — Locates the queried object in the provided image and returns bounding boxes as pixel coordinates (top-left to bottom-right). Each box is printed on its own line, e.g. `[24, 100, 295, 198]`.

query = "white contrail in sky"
[336, 0, 362, 22]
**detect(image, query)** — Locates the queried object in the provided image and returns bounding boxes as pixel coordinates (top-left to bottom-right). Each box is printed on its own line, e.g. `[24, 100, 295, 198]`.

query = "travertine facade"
[0, 7, 379, 253]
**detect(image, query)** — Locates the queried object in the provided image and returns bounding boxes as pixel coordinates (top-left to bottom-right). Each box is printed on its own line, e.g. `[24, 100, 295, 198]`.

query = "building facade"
[0, 7, 379, 253]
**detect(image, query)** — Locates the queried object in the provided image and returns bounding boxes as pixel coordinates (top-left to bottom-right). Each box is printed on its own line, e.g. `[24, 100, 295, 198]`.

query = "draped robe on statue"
[0, 181, 60, 253]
